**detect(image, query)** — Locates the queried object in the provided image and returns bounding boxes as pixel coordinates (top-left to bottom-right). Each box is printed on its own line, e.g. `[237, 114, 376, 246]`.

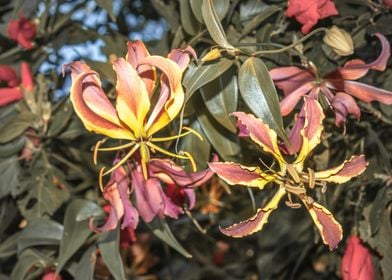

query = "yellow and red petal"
[113, 58, 151, 138]
[294, 97, 324, 169]
[208, 162, 276, 189]
[67, 62, 133, 139]
[126, 40, 156, 96]
[232, 112, 285, 165]
[304, 200, 343, 250]
[314, 155, 368, 184]
[141, 55, 184, 136]
[220, 186, 285, 237]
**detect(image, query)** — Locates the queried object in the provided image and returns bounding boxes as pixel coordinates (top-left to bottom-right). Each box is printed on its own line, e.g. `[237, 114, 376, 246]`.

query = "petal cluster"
[209, 98, 367, 249]
[7, 15, 36, 49]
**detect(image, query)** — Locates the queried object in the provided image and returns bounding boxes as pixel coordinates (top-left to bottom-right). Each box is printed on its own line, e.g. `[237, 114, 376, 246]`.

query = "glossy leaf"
[18, 219, 63, 254]
[74, 245, 97, 280]
[200, 66, 238, 133]
[151, 220, 192, 258]
[11, 249, 51, 280]
[0, 111, 33, 144]
[0, 156, 20, 199]
[183, 58, 233, 102]
[46, 99, 75, 138]
[241, 5, 280, 37]
[56, 199, 95, 274]
[238, 57, 286, 141]
[190, 0, 230, 23]
[201, 0, 233, 49]
[98, 226, 126, 280]
[180, 0, 202, 35]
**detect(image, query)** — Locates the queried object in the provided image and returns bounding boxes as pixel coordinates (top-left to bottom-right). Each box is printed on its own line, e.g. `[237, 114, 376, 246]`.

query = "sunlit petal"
[67, 62, 133, 139]
[304, 200, 343, 250]
[314, 155, 368, 184]
[294, 97, 324, 169]
[232, 112, 285, 164]
[208, 162, 276, 189]
[220, 186, 285, 237]
[113, 58, 151, 138]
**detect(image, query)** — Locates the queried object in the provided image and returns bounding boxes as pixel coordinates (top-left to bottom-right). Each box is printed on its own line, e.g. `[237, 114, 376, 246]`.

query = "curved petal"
[340, 80, 392, 104]
[141, 56, 184, 136]
[20, 62, 34, 93]
[126, 41, 156, 96]
[326, 33, 390, 80]
[113, 58, 151, 138]
[304, 200, 343, 250]
[269, 66, 314, 96]
[168, 46, 197, 70]
[67, 62, 132, 139]
[331, 92, 361, 126]
[0, 65, 19, 87]
[280, 82, 314, 116]
[220, 186, 285, 237]
[232, 112, 285, 163]
[294, 97, 324, 169]
[281, 107, 305, 155]
[208, 162, 276, 189]
[0, 87, 23, 106]
[314, 155, 368, 184]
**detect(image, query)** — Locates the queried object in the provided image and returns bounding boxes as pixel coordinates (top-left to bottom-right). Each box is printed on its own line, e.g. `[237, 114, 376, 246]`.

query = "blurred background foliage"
[0, 0, 391, 279]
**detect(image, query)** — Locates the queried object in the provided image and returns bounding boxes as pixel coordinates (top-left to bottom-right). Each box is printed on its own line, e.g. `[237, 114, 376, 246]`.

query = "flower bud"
[323, 26, 354, 56]
[201, 48, 222, 62]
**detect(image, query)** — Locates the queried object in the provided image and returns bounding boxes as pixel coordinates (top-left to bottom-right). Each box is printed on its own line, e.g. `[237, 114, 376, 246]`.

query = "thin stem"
[252, 28, 328, 55]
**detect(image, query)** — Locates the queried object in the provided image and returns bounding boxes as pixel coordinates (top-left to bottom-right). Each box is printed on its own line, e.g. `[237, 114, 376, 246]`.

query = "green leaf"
[183, 58, 233, 102]
[47, 100, 74, 138]
[190, 0, 230, 23]
[150, 220, 192, 258]
[17, 163, 70, 219]
[95, 0, 117, 21]
[196, 101, 241, 161]
[0, 136, 25, 158]
[201, 0, 233, 49]
[200, 67, 238, 133]
[18, 219, 63, 254]
[74, 245, 97, 280]
[0, 111, 33, 144]
[241, 5, 280, 37]
[11, 249, 51, 280]
[178, 118, 211, 171]
[56, 199, 96, 274]
[0, 156, 21, 199]
[180, 0, 202, 35]
[0, 232, 19, 259]
[98, 226, 126, 280]
[238, 57, 286, 141]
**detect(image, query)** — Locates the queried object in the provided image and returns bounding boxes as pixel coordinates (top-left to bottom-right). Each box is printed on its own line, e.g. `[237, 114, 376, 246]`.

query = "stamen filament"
[98, 167, 105, 192]
[146, 142, 193, 161]
[103, 143, 140, 176]
[98, 142, 135, 151]
[151, 127, 203, 142]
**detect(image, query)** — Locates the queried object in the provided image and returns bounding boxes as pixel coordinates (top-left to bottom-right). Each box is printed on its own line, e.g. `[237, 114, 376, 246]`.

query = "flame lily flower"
[269, 33, 392, 127]
[0, 62, 34, 106]
[66, 41, 198, 178]
[208, 98, 368, 250]
[90, 156, 215, 233]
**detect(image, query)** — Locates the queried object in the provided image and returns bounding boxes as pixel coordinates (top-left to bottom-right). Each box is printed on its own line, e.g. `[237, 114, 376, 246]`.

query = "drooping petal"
[161, 188, 184, 219]
[208, 162, 276, 189]
[149, 156, 215, 188]
[142, 56, 184, 136]
[339, 80, 392, 105]
[0, 87, 23, 106]
[67, 62, 133, 139]
[341, 236, 375, 280]
[113, 58, 151, 138]
[232, 112, 285, 164]
[331, 92, 361, 126]
[304, 200, 343, 250]
[168, 46, 197, 70]
[220, 186, 285, 237]
[132, 169, 164, 222]
[280, 82, 314, 116]
[126, 40, 156, 96]
[20, 62, 34, 93]
[314, 155, 368, 184]
[269, 66, 315, 96]
[294, 97, 325, 169]
[326, 33, 390, 80]
[0, 65, 19, 87]
[281, 107, 305, 155]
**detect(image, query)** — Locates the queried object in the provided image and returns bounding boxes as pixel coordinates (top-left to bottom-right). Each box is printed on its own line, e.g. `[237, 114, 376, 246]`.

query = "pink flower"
[384, 0, 392, 9]
[42, 271, 62, 280]
[285, 0, 339, 34]
[7, 15, 36, 49]
[270, 33, 392, 153]
[341, 236, 375, 280]
[90, 157, 215, 233]
[0, 62, 34, 106]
